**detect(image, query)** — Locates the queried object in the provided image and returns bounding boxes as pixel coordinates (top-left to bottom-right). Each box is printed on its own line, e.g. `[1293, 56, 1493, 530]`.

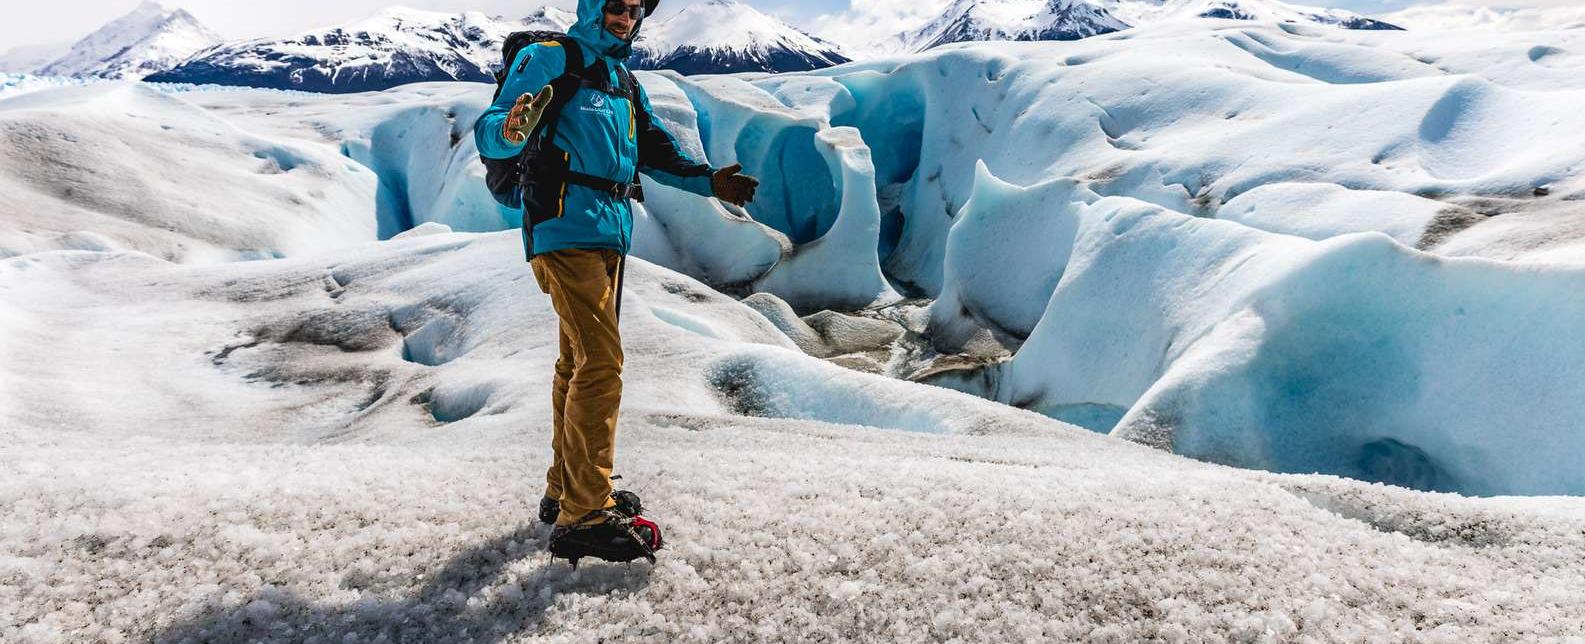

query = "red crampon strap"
[629, 515, 663, 552]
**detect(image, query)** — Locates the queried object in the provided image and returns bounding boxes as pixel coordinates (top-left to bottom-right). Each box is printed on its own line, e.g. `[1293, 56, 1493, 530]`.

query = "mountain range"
[630, 0, 849, 75]
[147, 1, 848, 91]
[6, 0, 1413, 93]
[145, 7, 558, 92]
[897, 0, 1133, 54]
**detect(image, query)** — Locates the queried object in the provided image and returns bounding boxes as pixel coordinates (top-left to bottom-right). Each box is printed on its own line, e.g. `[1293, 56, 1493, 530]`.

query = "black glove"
[711, 164, 759, 207]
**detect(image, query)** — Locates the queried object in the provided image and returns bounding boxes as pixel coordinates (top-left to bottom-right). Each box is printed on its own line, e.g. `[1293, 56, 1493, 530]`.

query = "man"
[475, 0, 758, 564]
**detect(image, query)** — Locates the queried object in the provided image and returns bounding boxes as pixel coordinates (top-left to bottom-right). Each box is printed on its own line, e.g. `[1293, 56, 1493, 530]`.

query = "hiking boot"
[548, 512, 664, 566]
[610, 490, 643, 517]
[538, 496, 560, 525]
[538, 489, 644, 525]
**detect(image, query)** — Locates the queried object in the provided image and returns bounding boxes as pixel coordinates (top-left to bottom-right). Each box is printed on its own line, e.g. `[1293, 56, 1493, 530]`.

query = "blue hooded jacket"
[474, 0, 715, 257]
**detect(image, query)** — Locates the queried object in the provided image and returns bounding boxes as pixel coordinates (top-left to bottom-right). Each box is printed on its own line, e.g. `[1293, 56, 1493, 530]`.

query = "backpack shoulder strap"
[615, 64, 639, 105]
[617, 65, 646, 185]
[537, 36, 587, 149]
[617, 64, 649, 140]
[494, 30, 566, 100]
[555, 36, 586, 77]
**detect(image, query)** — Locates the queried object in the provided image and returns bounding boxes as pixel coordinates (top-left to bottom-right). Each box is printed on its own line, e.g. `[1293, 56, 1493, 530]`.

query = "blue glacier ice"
[300, 22, 1585, 495]
[16, 20, 1585, 496]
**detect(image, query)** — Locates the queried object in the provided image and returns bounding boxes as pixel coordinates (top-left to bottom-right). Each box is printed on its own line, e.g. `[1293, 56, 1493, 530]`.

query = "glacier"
[8, 20, 1585, 496]
[5, 17, 1585, 641]
[648, 21, 1585, 498]
[0, 82, 377, 262]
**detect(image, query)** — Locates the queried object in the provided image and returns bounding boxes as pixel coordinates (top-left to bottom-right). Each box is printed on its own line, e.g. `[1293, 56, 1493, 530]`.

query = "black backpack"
[482, 32, 644, 260]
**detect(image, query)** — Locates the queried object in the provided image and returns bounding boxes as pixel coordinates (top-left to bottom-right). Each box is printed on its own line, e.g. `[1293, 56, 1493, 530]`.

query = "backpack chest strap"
[565, 171, 645, 202]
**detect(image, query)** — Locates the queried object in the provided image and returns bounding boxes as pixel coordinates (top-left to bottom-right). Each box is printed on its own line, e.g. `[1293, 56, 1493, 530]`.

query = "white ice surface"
[1001, 196, 1585, 496]
[8, 22, 1585, 497]
[0, 83, 376, 262]
[623, 20, 1585, 496]
[0, 74, 96, 101]
[13, 20, 1585, 496]
[1217, 182, 1447, 246]
[5, 20, 1585, 640]
[3, 235, 1583, 642]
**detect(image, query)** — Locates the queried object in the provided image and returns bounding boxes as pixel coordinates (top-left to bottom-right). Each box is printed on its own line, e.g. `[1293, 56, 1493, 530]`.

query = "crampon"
[548, 510, 664, 568]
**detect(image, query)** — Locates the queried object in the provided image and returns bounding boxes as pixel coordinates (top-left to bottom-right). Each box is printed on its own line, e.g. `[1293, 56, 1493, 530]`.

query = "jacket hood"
[571, 0, 655, 62]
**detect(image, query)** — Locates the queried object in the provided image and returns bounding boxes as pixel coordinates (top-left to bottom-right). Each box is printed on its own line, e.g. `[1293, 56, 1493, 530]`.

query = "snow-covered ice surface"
[0, 74, 95, 101]
[6, 17, 1585, 641]
[637, 19, 1585, 498]
[0, 83, 377, 262]
[4, 234, 1585, 642]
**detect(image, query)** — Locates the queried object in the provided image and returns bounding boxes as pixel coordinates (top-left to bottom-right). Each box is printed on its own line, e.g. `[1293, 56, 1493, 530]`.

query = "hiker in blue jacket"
[474, 0, 758, 565]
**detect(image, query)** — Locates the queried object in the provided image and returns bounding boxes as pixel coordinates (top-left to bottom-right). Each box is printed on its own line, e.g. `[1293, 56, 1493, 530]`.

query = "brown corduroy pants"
[531, 248, 624, 527]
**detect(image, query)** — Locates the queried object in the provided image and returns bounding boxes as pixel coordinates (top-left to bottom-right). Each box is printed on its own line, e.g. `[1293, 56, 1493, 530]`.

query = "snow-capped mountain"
[900, 0, 1131, 54]
[35, 1, 222, 80]
[146, 7, 576, 93]
[631, 0, 849, 74]
[148, 2, 843, 92]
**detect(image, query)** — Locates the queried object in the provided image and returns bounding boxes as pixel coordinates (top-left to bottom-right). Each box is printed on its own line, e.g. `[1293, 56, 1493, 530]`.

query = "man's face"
[603, 0, 644, 42]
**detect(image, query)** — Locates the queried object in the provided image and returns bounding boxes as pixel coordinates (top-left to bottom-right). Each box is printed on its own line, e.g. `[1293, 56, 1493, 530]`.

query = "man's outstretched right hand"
[504, 85, 555, 145]
[711, 164, 759, 207]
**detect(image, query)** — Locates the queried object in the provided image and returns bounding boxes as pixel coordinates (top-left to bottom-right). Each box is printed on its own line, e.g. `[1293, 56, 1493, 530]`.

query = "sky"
[0, 0, 1574, 51]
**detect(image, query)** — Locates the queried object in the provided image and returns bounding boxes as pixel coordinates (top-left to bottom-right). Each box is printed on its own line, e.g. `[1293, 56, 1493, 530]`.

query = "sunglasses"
[603, 1, 646, 20]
